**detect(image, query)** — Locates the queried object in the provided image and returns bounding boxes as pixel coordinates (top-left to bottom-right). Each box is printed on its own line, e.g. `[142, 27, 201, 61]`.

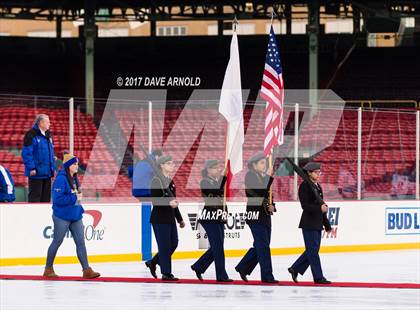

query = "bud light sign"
[386, 208, 420, 235]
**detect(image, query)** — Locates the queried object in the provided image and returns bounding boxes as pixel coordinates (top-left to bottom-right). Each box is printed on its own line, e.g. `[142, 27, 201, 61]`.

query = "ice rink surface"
[1, 250, 419, 310]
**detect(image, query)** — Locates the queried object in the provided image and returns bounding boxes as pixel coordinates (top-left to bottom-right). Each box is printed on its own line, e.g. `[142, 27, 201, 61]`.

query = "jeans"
[46, 215, 89, 270]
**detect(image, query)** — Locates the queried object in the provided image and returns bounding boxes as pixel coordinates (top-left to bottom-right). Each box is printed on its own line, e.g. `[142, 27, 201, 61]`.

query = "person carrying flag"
[146, 155, 185, 281]
[235, 152, 278, 283]
[288, 162, 332, 284]
[191, 159, 233, 282]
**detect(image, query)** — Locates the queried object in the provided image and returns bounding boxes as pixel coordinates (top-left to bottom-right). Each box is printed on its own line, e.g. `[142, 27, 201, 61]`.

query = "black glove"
[324, 223, 332, 232]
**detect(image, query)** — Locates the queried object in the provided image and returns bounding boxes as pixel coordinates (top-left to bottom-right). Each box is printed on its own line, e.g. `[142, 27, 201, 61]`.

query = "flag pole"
[223, 127, 229, 213]
[233, 15, 238, 31]
[222, 16, 239, 213]
[267, 9, 279, 211]
[268, 9, 276, 208]
[268, 153, 273, 206]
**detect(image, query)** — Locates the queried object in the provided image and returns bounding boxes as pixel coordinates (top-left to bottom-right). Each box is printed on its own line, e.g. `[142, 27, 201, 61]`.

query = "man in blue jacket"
[130, 149, 163, 199]
[0, 164, 15, 202]
[21, 114, 55, 202]
[129, 149, 162, 266]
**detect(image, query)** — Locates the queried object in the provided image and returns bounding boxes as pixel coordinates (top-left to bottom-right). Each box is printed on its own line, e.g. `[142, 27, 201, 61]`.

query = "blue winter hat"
[63, 153, 78, 169]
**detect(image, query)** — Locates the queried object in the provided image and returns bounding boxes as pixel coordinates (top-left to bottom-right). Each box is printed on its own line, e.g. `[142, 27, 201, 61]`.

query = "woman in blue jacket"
[0, 164, 15, 202]
[43, 152, 100, 279]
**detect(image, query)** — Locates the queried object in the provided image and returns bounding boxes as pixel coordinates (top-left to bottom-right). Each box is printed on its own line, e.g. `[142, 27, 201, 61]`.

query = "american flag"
[261, 25, 284, 156]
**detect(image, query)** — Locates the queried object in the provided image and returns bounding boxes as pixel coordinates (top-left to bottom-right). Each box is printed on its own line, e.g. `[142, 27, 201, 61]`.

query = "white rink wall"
[0, 203, 142, 264]
[1, 200, 419, 266]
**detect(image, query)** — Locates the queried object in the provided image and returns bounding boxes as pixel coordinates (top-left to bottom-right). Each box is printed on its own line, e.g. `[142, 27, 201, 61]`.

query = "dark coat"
[150, 176, 183, 224]
[199, 175, 227, 223]
[245, 170, 274, 227]
[21, 124, 55, 179]
[298, 180, 331, 231]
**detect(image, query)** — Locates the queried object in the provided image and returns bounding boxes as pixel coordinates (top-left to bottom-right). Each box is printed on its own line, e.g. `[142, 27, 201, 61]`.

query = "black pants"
[236, 223, 274, 281]
[28, 178, 51, 202]
[150, 223, 178, 275]
[191, 222, 229, 280]
[291, 229, 324, 280]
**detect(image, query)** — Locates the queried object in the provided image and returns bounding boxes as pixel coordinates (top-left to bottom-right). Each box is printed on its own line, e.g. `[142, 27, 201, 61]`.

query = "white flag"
[218, 32, 244, 175]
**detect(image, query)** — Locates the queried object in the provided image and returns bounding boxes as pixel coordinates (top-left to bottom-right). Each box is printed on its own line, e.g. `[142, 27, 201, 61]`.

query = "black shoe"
[191, 266, 203, 281]
[162, 274, 179, 281]
[217, 278, 234, 282]
[314, 278, 331, 284]
[145, 261, 157, 279]
[288, 267, 298, 283]
[235, 267, 248, 282]
[262, 279, 279, 284]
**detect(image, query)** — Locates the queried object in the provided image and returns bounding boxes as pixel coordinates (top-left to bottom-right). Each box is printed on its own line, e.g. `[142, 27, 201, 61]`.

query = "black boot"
[262, 279, 279, 284]
[314, 278, 331, 284]
[217, 278, 234, 282]
[145, 260, 157, 279]
[235, 267, 248, 282]
[288, 267, 298, 283]
[162, 274, 179, 281]
[191, 266, 203, 281]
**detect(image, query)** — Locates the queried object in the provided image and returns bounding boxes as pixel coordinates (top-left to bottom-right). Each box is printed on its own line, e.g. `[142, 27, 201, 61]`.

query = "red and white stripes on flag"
[260, 25, 284, 156]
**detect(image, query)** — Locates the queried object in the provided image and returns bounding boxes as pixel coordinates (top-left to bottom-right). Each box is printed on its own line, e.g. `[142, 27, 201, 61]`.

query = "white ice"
[1, 250, 419, 310]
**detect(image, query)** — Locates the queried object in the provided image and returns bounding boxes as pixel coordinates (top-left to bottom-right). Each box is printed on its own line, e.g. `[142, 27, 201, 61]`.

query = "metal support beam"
[0, 2, 416, 22]
[357, 107, 362, 200]
[285, 3, 291, 35]
[217, 6, 224, 36]
[293, 103, 299, 201]
[308, 0, 319, 108]
[150, 6, 156, 36]
[149, 101, 153, 153]
[353, 6, 360, 33]
[56, 14, 62, 38]
[416, 110, 419, 200]
[69, 97, 74, 154]
[414, 3, 420, 45]
[84, 1, 95, 117]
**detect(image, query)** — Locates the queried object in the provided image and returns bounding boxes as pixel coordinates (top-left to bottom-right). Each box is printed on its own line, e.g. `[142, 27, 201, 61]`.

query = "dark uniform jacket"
[298, 180, 332, 231]
[245, 170, 274, 227]
[150, 176, 183, 224]
[199, 175, 227, 223]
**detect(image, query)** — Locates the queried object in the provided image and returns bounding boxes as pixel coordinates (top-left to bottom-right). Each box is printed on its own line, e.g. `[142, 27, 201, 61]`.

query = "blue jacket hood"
[57, 168, 67, 177]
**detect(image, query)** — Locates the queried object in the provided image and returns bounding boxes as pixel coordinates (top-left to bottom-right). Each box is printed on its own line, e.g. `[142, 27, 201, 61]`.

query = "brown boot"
[43, 267, 58, 278]
[82, 267, 100, 279]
